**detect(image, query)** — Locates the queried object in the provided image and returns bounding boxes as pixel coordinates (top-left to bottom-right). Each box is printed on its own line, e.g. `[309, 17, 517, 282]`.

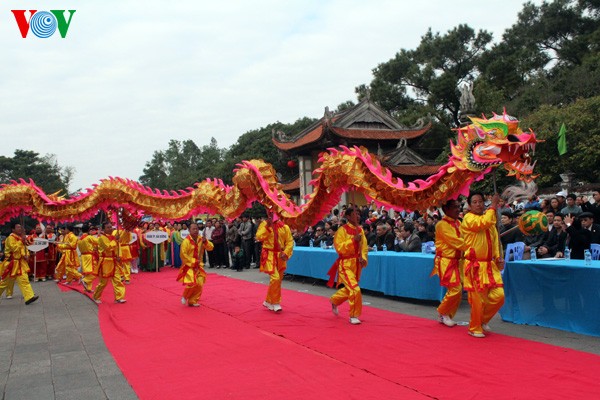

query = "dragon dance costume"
[327, 222, 368, 319]
[0, 233, 36, 302]
[55, 231, 82, 283]
[461, 209, 505, 336]
[177, 235, 213, 306]
[113, 229, 133, 283]
[431, 215, 469, 319]
[78, 233, 99, 292]
[255, 220, 294, 308]
[93, 233, 126, 302]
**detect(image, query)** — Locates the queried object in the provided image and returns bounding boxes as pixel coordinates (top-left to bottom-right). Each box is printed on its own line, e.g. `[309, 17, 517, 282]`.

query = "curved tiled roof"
[385, 164, 442, 176]
[273, 125, 324, 151]
[273, 123, 431, 151]
[280, 177, 300, 191]
[330, 123, 431, 140]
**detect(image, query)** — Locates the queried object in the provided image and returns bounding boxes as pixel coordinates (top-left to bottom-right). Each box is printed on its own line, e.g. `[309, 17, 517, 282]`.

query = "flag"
[557, 123, 567, 156]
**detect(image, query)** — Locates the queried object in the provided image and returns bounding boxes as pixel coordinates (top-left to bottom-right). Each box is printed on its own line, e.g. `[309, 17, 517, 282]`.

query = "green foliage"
[139, 138, 225, 190]
[477, 0, 600, 114]
[0, 150, 73, 194]
[362, 24, 492, 127]
[521, 96, 600, 186]
[335, 100, 356, 112]
[218, 117, 316, 184]
[139, 118, 317, 189]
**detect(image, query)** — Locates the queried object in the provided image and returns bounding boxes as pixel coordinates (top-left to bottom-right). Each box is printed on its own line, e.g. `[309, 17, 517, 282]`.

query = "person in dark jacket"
[537, 213, 568, 258]
[499, 211, 524, 250]
[371, 222, 394, 251]
[563, 214, 591, 259]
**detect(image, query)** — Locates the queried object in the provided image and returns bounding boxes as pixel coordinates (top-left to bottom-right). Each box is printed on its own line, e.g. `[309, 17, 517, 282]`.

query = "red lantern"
[287, 160, 297, 168]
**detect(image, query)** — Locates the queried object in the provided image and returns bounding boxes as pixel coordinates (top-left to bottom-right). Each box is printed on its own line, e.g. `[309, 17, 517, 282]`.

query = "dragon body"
[0, 113, 539, 230]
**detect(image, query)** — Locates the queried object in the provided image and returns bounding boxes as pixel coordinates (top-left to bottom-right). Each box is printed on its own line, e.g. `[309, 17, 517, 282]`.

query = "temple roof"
[273, 99, 431, 152]
[280, 177, 300, 191]
[378, 142, 442, 176]
[385, 164, 442, 176]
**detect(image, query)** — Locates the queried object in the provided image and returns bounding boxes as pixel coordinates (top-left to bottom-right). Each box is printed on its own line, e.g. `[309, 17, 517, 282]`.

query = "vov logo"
[12, 10, 76, 38]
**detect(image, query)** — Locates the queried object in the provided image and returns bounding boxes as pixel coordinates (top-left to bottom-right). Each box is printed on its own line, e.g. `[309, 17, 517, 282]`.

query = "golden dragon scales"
[0, 113, 539, 230]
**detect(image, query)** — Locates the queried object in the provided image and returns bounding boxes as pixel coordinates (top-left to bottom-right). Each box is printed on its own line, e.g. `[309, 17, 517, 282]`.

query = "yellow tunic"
[93, 234, 125, 302]
[0, 234, 35, 302]
[177, 235, 213, 306]
[78, 234, 99, 275]
[97, 234, 119, 278]
[329, 223, 368, 319]
[461, 209, 503, 291]
[1, 234, 30, 278]
[432, 216, 468, 287]
[178, 235, 214, 285]
[255, 221, 294, 275]
[255, 220, 294, 306]
[112, 229, 133, 261]
[332, 223, 368, 288]
[57, 232, 80, 268]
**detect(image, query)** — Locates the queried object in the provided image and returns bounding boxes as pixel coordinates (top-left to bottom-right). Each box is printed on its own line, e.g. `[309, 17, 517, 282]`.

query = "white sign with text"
[27, 238, 49, 253]
[145, 231, 169, 244]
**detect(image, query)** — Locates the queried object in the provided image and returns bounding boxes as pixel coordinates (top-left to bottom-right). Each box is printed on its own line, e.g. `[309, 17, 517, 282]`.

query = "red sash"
[1, 260, 13, 279]
[260, 222, 283, 275]
[431, 217, 462, 283]
[326, 223, 363, 288]
[176, 236, 202, 283]
[464, 229, 500, 291]
[3, 234, 26, 278]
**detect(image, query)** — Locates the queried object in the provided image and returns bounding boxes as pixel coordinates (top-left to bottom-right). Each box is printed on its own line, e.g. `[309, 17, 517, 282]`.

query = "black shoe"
[25, 295, 39, 305]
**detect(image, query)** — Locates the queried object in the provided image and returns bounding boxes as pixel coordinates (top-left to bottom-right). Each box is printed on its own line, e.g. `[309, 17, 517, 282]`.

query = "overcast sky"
[1, 0, 536, 192]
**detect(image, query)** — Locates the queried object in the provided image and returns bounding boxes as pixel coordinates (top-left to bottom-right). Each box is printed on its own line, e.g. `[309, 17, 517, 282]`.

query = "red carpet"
[87, 269, 600, 400]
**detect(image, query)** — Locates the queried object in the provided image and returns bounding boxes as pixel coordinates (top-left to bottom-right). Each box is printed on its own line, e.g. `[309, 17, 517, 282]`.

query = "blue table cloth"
[286, 247, 444, 301]
[501, 259, 600, 337]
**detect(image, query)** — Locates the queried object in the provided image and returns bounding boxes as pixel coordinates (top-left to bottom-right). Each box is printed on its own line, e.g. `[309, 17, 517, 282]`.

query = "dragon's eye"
[507, 135, 520, 142]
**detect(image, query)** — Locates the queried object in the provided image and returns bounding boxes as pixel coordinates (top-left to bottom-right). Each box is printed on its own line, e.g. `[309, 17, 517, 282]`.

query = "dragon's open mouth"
[501, 138, 539, 181]
[461, 124, 541, 182]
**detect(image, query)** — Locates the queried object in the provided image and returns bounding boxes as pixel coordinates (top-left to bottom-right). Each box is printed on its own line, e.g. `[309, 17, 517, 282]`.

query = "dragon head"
[450, 111, 541, 182]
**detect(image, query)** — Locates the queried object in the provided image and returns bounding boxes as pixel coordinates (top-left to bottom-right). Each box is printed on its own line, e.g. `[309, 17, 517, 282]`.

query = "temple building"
[273, 99, 442, 205]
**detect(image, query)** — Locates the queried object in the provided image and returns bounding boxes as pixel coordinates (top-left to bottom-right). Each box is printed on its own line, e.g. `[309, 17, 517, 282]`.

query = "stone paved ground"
[2, 268, 598, 399]
[0, 282, 137, 400]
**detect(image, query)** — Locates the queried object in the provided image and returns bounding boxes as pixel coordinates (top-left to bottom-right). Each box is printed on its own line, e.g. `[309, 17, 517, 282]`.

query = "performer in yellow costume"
[113, 227, 132, 284]
[255, 214, 293, 312]
[461, 192, 504, 338]
[431, 199, 469, 327]
[1, 235, 15, 299]
[78, 225, 99, 293]
[93, 222, 126, 304]
[0, 223, 39, 304]
[177, 222, 213, 307]
[55, 224, 82, 284]
[327, 206, 368, 325]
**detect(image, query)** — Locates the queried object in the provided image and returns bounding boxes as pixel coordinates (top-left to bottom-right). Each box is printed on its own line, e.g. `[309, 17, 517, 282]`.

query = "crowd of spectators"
[497, 189, 600, 260]
[290, 188, 600, 260]
[291, 202, 440, 253]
